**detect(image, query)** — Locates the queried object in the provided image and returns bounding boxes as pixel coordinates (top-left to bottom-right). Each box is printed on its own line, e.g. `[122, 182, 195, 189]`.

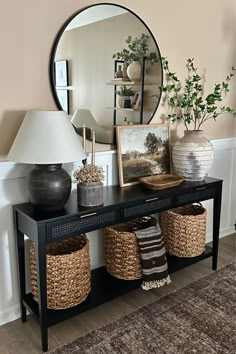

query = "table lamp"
[7, 110, 86, 212]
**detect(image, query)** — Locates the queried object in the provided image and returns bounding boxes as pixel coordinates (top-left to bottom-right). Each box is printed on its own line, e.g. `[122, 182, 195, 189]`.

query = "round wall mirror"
[49, 3, 163, 144]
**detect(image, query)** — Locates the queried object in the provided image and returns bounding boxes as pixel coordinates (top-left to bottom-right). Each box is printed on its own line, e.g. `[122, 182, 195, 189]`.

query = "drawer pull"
[195, 187, 207, 191]
[80, 212, 97, 218]
[145, 197, 159, 202]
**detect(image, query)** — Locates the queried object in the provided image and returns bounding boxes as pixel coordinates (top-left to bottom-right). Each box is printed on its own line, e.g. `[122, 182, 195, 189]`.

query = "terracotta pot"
[172, 130, 214, 181]
[77, 182, 103, 207]
[127, 61, 142, 81]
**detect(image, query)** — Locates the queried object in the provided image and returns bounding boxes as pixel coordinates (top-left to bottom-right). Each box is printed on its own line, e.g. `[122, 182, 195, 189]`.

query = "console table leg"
[16, 229, 27, 322]
[212, 183, 222, 270]
[35, 229, 48, 352]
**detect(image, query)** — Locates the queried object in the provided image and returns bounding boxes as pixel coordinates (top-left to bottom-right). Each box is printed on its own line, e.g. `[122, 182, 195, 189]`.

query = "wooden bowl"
[140, 174, 184, 190]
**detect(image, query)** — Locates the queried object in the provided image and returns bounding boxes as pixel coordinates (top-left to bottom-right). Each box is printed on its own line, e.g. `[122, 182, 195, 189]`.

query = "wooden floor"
[0, 233, 235, 354]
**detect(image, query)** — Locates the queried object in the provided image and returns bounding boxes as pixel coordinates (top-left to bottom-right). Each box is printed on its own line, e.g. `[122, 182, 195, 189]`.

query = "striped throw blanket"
[134, 221, 171, 290]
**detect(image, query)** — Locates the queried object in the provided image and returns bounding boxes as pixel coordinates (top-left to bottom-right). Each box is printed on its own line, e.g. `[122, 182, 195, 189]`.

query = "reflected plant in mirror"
[112, 33, 159, 65]
[50, 4, 163, 144]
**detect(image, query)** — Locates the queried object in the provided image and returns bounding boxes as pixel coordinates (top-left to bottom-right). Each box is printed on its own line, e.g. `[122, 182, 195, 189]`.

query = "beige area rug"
[49, 262, 236, 354]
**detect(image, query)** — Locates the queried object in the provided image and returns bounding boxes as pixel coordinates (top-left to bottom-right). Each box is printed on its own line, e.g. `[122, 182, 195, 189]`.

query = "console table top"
[13, 177, 222, 223]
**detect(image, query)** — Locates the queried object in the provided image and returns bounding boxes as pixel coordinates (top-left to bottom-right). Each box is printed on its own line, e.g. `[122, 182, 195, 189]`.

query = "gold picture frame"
[116, 124, 171, 187]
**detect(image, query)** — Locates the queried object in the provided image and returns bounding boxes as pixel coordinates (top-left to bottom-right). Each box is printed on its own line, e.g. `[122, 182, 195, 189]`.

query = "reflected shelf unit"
[106, 107, 152, 112]
[108, 59, 148, 126]
[107, 81, 156, 86]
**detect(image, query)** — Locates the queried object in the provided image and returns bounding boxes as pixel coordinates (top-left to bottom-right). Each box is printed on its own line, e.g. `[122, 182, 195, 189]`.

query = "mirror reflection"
[50, 4, 162, 144]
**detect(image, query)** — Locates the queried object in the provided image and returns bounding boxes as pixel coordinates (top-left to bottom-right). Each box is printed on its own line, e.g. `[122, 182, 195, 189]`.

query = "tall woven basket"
[160, 204, 207, 257]
[104, 217, 156, 280]
[30, 235, 91, 309]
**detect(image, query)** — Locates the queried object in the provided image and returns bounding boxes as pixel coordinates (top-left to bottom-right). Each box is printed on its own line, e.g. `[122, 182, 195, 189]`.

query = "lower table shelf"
[23, 245, 213, 327]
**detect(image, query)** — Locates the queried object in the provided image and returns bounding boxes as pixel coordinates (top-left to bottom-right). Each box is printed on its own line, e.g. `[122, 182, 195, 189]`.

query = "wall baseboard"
[0, 304, 20, 327]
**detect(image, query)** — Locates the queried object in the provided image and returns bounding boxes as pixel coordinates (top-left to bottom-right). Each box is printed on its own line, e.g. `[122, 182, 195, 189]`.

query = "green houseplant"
[73, 164, 105, 206]
[113, 34, 159, 65]
[112, 33, 159, 81]
[157, 57, 236, 181]
[116, 86, 135, 97]
[159, 57, 236, 130]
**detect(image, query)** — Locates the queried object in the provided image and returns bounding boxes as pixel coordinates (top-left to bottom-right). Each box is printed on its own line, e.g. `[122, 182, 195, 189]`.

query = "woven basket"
[160, 204, 207, 257]
[30, 235, 91, 309]
[104, 217, 156, 280]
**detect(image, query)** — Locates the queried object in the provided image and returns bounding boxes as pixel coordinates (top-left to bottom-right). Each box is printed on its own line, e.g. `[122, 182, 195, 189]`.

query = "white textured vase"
[127, 61, 142, 81]
[172, 130, 214, 181]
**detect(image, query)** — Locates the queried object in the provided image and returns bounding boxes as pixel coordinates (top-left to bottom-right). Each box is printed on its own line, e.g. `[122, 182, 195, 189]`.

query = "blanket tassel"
[141, 275, 171, 290]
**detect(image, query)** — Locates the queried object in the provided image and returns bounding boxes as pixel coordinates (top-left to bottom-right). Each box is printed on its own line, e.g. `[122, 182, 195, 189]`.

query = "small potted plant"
[73, 164, 105, 207]
[116, 86, 135, 108]
[112, 33, 159, 81]
[155, 57, 236, 181]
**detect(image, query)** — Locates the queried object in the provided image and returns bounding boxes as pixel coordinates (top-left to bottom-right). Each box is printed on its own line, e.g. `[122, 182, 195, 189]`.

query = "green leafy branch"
[156, 57, 236, 130]
[112, 34, 159, 65]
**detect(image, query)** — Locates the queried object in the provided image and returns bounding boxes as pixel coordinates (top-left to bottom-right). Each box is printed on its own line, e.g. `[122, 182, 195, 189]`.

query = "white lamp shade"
[7, 110, 86, 164]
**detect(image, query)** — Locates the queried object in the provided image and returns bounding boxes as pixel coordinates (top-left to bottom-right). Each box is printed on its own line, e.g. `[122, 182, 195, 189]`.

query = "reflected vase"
[127, 61, 142, 81]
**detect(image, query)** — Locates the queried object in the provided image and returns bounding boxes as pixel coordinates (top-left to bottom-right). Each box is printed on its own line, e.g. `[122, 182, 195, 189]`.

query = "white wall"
[0, 138, 235, 325]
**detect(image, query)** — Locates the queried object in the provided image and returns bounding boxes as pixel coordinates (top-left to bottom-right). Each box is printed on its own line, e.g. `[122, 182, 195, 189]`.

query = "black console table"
[13, 177, 222, 351]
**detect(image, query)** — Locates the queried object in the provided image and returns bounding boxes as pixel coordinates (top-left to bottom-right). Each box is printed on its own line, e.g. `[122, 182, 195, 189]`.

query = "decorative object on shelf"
[156, 57, 236, 181]
[54, 60, 68, 86]
[104, 217, 156, 280]
[110, 77, 131, 83]
[116, 124, 171, 187]
[127, 61, 142, 82]
[73, 163, 105, 207]
[30, 235, 91, 309]
[82, 123, 86, 152]
[133, 92, 141, 109]
[115, 64, 123, 78]
[91, 130, 95, 165]
[7, 110, 86, 212]
[140, 174, 184, 190]
[160, 204, 207, 257]
[116, 85, 135, 108]
[122, 63, 129, 79]
[112, 33, 159, 81]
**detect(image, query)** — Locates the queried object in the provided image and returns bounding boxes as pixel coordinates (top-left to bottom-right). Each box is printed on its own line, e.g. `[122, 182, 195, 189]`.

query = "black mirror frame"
[49, 2, 163, 126]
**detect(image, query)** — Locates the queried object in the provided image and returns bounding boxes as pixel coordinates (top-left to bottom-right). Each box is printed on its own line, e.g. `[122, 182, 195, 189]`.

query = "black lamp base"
[27, 164, 71, 212]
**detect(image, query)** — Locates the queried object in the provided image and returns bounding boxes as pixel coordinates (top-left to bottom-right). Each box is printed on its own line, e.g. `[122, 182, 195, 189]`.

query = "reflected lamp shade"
[71, 109, 98, 129]
[71, 109, 115, 144]
[7, 110, 86, 212]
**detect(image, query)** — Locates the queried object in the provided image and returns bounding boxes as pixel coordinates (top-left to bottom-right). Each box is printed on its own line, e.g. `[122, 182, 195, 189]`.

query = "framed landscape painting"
[116, 124, 171, 187]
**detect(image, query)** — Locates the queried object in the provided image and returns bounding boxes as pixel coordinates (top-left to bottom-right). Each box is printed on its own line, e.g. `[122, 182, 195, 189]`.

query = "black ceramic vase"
[27, 164, 71, 212]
